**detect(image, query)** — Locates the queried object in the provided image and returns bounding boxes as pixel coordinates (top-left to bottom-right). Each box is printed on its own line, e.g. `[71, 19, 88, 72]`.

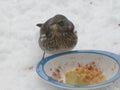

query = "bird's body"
[37, 14, 77, 54]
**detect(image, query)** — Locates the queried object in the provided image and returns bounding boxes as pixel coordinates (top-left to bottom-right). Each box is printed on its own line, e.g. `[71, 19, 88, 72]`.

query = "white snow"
[0, 0, 120, 90]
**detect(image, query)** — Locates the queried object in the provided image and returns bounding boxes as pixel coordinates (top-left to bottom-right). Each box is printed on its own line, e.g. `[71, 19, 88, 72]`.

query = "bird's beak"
[36, 23, 43, 28]
[52, 24, 58, 30]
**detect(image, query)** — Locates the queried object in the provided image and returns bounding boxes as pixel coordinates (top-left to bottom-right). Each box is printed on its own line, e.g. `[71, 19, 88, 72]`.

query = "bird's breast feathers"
[39, 32, 77, 53]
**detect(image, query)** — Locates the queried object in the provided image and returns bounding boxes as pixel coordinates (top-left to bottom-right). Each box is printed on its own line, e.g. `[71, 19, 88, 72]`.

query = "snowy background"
[0, 0, 120, 90]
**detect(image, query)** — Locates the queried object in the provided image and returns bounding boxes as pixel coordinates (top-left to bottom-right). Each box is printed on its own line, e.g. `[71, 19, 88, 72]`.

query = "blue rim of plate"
[36, 50, 120, 89]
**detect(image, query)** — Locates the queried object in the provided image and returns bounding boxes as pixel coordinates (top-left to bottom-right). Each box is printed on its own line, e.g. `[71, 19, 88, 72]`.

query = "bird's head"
[37, 14, 74, 37]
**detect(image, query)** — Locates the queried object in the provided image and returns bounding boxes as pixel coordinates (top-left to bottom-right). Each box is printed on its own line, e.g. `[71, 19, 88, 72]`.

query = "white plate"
[36, 50, 120, 90]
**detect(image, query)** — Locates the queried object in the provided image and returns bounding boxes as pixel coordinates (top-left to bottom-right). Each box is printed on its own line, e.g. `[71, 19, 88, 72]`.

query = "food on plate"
[65, 62, 107, 85]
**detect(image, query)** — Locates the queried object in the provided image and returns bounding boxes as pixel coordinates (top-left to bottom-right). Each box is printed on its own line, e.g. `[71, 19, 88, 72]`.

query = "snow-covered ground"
[0, 0, 120, 90]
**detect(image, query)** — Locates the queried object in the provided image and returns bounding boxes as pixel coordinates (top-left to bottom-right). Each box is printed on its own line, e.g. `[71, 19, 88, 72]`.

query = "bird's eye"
[58, 21, 64, 26]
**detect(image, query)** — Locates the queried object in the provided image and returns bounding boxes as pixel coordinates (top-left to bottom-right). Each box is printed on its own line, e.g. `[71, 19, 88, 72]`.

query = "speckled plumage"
[37, 14, 77, 54]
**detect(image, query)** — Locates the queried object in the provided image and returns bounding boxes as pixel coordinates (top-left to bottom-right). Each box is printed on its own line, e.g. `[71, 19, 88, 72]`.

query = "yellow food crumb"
[65, 62, 107, 85]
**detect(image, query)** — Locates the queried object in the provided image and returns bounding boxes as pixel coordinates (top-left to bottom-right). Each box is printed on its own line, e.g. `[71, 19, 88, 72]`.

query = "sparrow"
[37, 14, 78, 58]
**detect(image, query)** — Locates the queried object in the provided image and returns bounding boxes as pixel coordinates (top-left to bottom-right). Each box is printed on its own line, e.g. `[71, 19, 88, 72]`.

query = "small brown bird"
[37, 14, 77, 58]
